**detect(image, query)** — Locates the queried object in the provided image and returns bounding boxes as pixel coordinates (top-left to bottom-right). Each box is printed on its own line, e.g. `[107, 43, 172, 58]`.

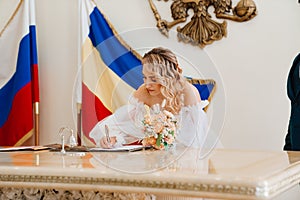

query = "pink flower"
[154, 122, 164, 133]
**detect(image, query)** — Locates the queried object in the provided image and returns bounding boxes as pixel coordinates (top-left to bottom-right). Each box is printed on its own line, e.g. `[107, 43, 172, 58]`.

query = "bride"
[89, 47, 209, 151]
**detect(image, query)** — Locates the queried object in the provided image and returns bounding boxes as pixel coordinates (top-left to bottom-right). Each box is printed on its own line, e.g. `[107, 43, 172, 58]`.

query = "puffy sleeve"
[89, 96, 146, 147]
[176, 100, 209, 148]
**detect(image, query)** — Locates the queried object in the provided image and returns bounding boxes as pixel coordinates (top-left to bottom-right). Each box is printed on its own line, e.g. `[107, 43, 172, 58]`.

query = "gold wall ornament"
[148, 0, 257, 48]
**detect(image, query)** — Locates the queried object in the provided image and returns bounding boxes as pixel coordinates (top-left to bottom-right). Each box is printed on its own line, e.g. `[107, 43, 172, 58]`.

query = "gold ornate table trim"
[0, 174, 257, 196]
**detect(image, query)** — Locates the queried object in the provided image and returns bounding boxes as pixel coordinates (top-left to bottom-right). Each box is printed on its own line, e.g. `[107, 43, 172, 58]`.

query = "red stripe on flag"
[82, 83, 112, 143]
[0, 83, 33, 146]
[31, 64, 39, 103]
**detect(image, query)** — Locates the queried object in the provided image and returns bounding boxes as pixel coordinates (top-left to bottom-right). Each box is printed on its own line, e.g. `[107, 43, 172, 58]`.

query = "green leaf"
[170, 130, 174, 136]
[156, 134, 163, 146]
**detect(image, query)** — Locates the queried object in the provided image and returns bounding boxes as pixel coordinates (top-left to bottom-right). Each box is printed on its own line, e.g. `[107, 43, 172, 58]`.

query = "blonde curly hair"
[142, 47, 185, 114]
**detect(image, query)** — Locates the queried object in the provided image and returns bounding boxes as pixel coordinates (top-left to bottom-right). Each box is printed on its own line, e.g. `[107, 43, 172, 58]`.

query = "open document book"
[0, 146, 52, 152]
[88, 145, 150, 152]
[0, 145, 150, 153]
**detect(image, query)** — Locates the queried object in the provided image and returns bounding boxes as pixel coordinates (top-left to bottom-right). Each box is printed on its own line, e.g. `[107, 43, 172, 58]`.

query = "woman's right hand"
[100, 136, 117, 148]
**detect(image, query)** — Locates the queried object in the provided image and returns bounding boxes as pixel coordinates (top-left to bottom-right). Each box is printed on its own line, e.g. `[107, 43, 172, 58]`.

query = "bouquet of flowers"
[141, 100, 178, 150]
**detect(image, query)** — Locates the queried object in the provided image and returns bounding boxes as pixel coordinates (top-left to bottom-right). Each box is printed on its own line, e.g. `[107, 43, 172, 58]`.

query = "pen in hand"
[105, 125, 111, 146]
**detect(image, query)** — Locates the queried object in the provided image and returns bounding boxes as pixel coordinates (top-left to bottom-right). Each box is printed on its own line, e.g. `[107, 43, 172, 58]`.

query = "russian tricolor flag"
[79, 0, 143, 145]
[0, 0, 39, 146]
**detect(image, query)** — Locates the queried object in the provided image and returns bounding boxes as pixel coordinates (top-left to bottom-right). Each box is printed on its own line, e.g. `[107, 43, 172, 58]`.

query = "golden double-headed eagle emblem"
[148, 0, 257, 48]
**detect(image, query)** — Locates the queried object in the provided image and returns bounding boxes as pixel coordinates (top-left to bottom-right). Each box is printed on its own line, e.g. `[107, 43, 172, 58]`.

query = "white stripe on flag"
[0, 1, 29, 88]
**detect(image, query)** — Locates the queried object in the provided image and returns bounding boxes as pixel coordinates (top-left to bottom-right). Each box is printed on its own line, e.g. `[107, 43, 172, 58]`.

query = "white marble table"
[0, 146, 299, 200]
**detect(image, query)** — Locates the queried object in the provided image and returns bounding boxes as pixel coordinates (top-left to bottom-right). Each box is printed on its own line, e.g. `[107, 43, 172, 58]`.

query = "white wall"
[1, 0, 299, 150]
[35, 0, 79, 144]
[1, 0, 300, 199]
[206, 0, 300, 150]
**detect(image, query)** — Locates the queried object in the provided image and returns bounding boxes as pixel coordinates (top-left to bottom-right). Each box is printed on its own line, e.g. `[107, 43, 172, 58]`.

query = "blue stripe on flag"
[88, 7, 143, 89]
[29, 26, 38, 65]
[0, 34, 31, 126]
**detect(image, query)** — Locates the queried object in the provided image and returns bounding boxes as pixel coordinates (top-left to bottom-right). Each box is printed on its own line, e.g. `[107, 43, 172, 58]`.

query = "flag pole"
[77, 103, 82, 146]
[34, 102, 39, 145]
[76, 0, 82, 146]
[30, 0, 39, 146]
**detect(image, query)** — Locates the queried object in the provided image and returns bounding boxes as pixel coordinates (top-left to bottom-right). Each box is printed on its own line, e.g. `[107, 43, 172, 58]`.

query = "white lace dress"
[89, 96, 209, 150]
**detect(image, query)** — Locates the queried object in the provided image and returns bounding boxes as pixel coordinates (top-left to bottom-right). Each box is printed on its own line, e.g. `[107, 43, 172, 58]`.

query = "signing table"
[0, 145, 299, 199]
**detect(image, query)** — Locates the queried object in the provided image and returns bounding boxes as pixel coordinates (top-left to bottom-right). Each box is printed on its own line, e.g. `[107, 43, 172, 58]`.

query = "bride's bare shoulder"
[183, 82, 201, 106]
